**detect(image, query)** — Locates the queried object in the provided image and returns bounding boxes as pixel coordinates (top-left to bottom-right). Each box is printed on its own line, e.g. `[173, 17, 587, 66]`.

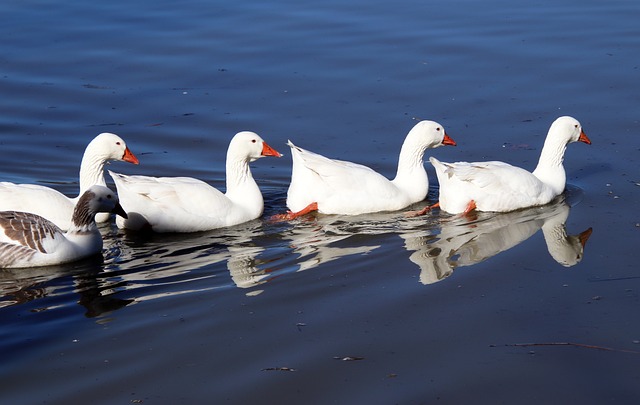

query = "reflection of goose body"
[277, 120, 456, 219]
[110, 132, 282, 233]
[110, 223, 270, 296]
[227, 245, 269, 289]
[279, 214, 386, 274]
[292, 234, 379, 273]
[0, 133, 138, 230]
[427, 116, 590, 215]
[0, 185, 127, 268]
[402, 197, 592, 284]
[0, 258, 132, 316]
[0, 265, 83, 309]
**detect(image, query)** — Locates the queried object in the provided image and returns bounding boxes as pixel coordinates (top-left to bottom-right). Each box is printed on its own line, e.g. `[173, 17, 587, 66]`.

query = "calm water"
[1, 0, 639, 403]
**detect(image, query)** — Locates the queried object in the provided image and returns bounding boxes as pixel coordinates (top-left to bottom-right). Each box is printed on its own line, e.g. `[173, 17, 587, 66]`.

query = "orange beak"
[578, 130, 591, 145]
[443, 133, 457, 146]
[261, 141, 283, 157]
[122, 147, 140, 164]
[578, 227, 593, 248]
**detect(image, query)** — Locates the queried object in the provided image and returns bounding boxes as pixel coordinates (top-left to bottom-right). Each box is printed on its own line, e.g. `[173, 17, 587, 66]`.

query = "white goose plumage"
[0, 185, 127, 268]
[275, 120, 456, 219]
[426, 116, 591, 215]
[109, 131, 282, 233]
[0, 133, 138, 230]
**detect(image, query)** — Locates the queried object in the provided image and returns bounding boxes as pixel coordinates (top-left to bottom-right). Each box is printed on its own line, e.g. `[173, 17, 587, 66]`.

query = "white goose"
[416, 116, 591, 215]
[0, 185, 127, 268]
[0, 133, 138, 230]
[273, 120, 456, 220]
[109, 131, 282, 233]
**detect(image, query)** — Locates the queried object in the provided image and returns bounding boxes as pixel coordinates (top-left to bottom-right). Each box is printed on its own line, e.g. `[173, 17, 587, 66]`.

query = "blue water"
[1, 1, 639, 403]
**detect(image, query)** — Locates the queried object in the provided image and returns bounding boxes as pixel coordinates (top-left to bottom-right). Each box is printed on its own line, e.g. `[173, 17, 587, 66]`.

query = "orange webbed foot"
[405, 202, 440, 217]
[269, 202, 319, 222]
[462, 200, 476, 216]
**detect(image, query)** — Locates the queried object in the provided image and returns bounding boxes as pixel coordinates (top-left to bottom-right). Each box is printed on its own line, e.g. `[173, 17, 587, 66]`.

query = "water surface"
[1, 0, 639, 403]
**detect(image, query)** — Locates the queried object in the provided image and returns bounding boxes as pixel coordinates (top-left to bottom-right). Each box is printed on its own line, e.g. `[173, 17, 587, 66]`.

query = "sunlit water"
[1, 1, 639, 403]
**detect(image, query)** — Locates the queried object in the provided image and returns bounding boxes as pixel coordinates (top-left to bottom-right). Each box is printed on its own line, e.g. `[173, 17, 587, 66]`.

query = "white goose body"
[284, 120, 456, 217]
[110, 131, 282, 233]
[0, 185, 127, 268]
[431, 116, 591, 214]
[0, 133, 138, 230]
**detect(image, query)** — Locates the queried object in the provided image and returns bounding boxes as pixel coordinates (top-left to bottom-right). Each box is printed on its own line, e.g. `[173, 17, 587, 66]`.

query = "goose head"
[406, 120, 457, 151]
[549, 116, 591, 146]
[86, 133, 140, 164]
[227, 131, 283, 163]
[73, 185, 128, 227]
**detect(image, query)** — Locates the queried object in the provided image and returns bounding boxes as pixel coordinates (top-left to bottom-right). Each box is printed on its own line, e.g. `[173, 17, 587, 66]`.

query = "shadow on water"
[0, 186, 593, 317]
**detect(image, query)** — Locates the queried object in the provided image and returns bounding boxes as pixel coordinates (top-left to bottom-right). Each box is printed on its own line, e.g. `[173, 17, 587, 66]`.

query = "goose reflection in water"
[114, 222, 272, 293]
[0, 253, 133, 317]
[0, 190, 593, 311]
[0, 222, 274, 315]
[0, 264, 87, 309]
[276, 211, 417, 274]
[283, 229, 380, 273]
[402, 193, 592, 285]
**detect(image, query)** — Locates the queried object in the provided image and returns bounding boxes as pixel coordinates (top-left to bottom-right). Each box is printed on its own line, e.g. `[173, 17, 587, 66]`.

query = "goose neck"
[532, 136, 568, 194]
[224, 157, 263, 217]
[395, 142, 426, 180]
[79, 153, 107, 194]
[69, 192, 98, 232]
[535, 136, 567, 170]
[225, 158, 253, 192]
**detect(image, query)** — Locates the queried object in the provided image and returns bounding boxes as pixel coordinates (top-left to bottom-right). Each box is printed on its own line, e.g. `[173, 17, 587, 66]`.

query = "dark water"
[1, 0, 639, 403]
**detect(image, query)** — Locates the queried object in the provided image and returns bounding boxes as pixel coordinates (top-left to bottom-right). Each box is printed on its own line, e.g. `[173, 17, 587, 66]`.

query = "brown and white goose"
[0, 185, 127, 268]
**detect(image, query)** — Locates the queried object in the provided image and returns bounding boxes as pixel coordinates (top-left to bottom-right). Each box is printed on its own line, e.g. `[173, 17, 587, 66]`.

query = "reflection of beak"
[578, 227, 593, 247]
[578, 130, 591, 145]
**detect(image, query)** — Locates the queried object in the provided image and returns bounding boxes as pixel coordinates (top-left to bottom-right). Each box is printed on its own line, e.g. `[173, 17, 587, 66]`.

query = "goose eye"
[116, 142, 121, 145]
[436, 127, 441, 131]
[251, 139, 257, 143]
[574, 125, 578, 129]
[107, 194, 112, 199]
